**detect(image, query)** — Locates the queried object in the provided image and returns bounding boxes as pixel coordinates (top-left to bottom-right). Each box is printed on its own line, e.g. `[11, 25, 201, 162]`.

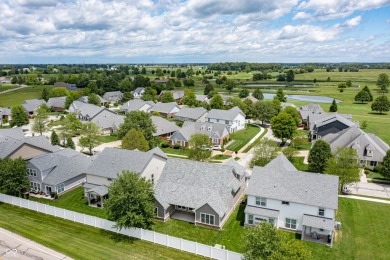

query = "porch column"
[301, 226, 304, 240]
[87, 192, 91, 205]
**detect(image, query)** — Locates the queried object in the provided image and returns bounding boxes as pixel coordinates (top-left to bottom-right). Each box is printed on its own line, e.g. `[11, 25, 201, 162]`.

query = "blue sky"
[0, 0, 389, 64]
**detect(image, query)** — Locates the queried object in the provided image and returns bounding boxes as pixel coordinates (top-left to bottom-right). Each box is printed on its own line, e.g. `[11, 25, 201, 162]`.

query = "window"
[248, 214, 253, 224]
[207, 127, 212, 131]
[282, 201, 290, 205]
[370, 161, 377, 167]
[225, 120, 229, 124]
[285, 218, 297, 229]
[255, 197, 266, 207]
[30, 182, 40, 191]
[151, 174, 154, 185]
[216, 119, 219, 122]
[318, 208, 325, 216]
[212, 138, 219, 144]
[56, 183, 65, 193]
[27, 168, 37, 177]
[154, 207, 158, 216]
[268, 218, 275, 225]
[176, 205, 189, 211]
[107, 178, 112, 181]
[200, 213, 215, 225]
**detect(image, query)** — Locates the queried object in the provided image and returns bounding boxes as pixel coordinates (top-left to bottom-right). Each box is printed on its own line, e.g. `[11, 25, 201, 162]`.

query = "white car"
[211, 145, 222, 151]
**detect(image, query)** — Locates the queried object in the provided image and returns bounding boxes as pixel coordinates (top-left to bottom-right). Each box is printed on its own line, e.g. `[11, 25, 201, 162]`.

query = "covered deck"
[171, 210, 195, 223]
[301, 214, 335, 247]
[86, 185, 108, 208]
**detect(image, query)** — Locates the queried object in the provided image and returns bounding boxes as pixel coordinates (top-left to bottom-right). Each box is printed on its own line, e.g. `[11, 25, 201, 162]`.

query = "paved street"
[0, 228, 72, 260]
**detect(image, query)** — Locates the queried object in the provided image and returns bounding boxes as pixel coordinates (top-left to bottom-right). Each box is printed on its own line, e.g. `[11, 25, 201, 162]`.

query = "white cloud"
[293, 12, 312, 20]
[343, 15, 362, 27]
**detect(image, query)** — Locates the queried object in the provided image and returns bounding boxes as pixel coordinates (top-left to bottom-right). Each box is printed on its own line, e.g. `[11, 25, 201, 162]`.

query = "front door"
[46, 186, 52, 195]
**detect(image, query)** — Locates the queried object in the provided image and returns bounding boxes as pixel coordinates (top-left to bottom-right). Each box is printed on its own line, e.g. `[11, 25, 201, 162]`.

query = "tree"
[249, 138, 280, 168]
[338, 82, 347, 91]
[282, 146, 298, 161]
[243, 222, 311, 260]
[41, 87, 49, 101]
[104, 171, 155, 230]
[0, 158, 29, 196]
[286, 70, 294, 82]
[308, 140, 332, 173]
[371, 95, 390, 114]
[188, 134, 212, 162]
[283, 106, 300, 127]
[354, 90, 370, 104]
[224, 79, 236, 93]
[10, 106, 29, 127]
[329, 99, 338, 112]
[325, 147, 360, 193]
[379, 150, 390, 179]
[121, 92, 134, 103]
[79, 122, 101, 155]
[270, 112, 297, 143]
[253, 101, 277, 125]
[362, 86, 373, 101]
[88, 93, 100, 106]
[65, 136, 75, 149]
[239, 89, 249, 98]
[49, 87, 69, 98]
[274, 88, 287, 102]
[182, 89, 198, 107]
[252, 89, 264, 100]
[160, 92, 175, 103]
[87, 81, 99, 93]
[51, 130, 60, 146]
[346, 80, 352, 88]
[32, 107, 49, 135]
[122, 128, 149, 151]
[290, 136, 309, 150]
[210, 94, 224, 109]
[376, 73, 389, 93]
[59, 113, 82, 144]
[117, 111, 157, 148]
[204, 83, 214, 95]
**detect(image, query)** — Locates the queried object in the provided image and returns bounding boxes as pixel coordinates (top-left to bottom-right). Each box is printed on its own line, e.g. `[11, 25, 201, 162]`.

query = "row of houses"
[298, 103, 389, 169]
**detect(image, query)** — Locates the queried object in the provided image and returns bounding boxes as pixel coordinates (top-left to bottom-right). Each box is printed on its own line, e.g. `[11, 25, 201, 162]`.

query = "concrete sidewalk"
[339, 195, 390, 204]
[0, 227, 72, 260]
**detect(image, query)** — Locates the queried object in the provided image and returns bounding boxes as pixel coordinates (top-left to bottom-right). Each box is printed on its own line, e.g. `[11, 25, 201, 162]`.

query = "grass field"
[0, 203, 203, 260]
[96, 135, 118, 143]
[242, 127, 268, 153]
[211, 154, 231, 160]
[0, 84, 18, 92]
[160, 147, 190, 156]
[291, 156, 309, 171]
[226, 124, 261, 151]
[0, 85, 52, 107]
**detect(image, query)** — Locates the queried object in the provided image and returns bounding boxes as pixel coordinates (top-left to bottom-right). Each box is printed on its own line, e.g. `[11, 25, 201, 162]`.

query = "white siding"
[141, 156, 166, 185]
[86, 174, 112, 186]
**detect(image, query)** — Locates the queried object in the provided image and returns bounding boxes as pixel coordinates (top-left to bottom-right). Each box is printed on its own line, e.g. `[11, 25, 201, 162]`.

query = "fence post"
[54, 207, 56, 217]
[83, 214, 86, 224]
[180, 238, 182, 251]
[94, 217, 97, 227]
[226, 249, 228, 260]
[19, 198, 21, 208]
[28, 199, 30, 209]
[166, 235, 169, 247]
[195, 242, 198, 254]
[45, 204, 47, 214]
[36, 202, 38, 212]
[153, 231, 156, 243]
[210, 245, 213, 259]
[140, 228, 143, 240]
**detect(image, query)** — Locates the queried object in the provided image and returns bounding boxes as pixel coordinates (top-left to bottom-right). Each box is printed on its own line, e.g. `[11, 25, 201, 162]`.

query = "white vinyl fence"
[0, 194, 243, 260]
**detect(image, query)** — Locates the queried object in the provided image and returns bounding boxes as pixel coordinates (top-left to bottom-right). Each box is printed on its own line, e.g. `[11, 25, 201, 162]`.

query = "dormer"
[365, 144, 374, 157]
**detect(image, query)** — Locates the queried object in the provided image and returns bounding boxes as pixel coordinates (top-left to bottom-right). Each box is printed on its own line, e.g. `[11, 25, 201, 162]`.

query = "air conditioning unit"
[335, 221, 341, 230]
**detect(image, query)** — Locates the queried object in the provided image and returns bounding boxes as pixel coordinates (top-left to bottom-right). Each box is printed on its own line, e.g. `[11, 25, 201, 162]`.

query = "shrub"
[364, 169, 370, 175]
[161, 141, 170, 148]
[113, 102, 119, 107]
[54, 192, 59, 200]
[174, 143, 181, 149]
[104, 103, 110, 108]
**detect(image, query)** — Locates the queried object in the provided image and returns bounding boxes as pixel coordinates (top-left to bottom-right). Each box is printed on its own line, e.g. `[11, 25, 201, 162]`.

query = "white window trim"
[200, 213, 215, 225]
[255, 197, 267, 207]
[318, 208, 325, 216]
[285, 218, 297, 230]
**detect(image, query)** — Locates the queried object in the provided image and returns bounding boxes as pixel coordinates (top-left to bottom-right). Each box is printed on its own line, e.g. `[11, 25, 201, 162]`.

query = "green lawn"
[294, 129, 311, 150]
[290, 156, 309, 171]
[242, 127, 268, 153]
[160, 146, 190, 156]
[22, 187, 390, 259]
[366, 171, 390, 181]
[212, 154, 231, 160]
[0, 203, 203, 260]
[96, 135, 118, 143]
[226, 124, 261, 152]
[0, 85, 52, 107]
[0, 84, 18, 92]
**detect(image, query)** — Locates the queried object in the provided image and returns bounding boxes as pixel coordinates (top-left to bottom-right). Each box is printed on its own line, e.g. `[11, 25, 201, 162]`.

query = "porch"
[301, 214, 335, 247]
[171, 210, 195, 223]
[85, 185, 108, 208]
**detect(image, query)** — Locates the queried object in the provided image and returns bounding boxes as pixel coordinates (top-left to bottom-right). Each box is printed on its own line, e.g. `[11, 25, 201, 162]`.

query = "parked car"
[211, 145, 222, 151]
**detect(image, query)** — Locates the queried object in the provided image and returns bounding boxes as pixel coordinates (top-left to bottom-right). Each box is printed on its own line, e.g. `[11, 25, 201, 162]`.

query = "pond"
[263, 93, 341, 103]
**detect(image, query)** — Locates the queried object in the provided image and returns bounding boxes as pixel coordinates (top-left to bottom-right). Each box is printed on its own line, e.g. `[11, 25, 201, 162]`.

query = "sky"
[0, 0, 389, 64]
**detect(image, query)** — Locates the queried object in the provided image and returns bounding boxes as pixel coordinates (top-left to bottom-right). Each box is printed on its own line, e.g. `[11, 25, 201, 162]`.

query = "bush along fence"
[0, 194, 243, 260]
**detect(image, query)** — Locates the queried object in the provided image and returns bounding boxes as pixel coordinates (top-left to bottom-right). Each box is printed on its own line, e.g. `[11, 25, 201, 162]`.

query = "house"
[154, 79, 169, 84]
[170, 122, 229, 147]
[103, 91, 123, 103]
[47, 97, 66, 112]
[309, 113, 357, 140]
[0, 77, 11, 83]
[132, 87, 145, 99]
[83, 147, 167, 207]
[321, 125, 390, 169]
[151, 116, 179, 140]
[0, 135, 61, 160]
[195, 95, 209, 104]
[0, 107, 11, 124]
[119, 100, 155, 113]
[0, 127, 25, 142]
[245, 154, 339, 246]
[148, 102, 180, 118]
[53, 82, 77, 90]
[154, 158, 248, 228]
[174, 107, 208, 122]
[298, 104, 325, 122]
[243, 95, 258, 103]
[159, 90, 185, 102]
[78, 95, 107, 106]
[26, 148, 91, 195]
[22, 99, 46, 115]
[205, 106, 246, 133]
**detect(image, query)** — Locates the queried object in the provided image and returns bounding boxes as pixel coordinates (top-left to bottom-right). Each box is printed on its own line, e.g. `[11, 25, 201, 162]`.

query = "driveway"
[346, 182, 390, 199]
[0, 227, 72, 260]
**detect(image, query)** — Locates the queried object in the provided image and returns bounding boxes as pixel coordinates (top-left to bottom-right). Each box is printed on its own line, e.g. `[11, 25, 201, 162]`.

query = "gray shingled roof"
[133, 87, 145, 95]
[0, 127, 25, 142]
[120, 100, 155, 113]
[86, 147, 167, 179]
[47, 97, 66, 109]
[170, 122, 228, 141]
[78, 95, 107, 104]
[175, 107, 208, 121]
[302, 214, 335, 230]
[29, 149, 92, 186]
[90, 110, 124, 129]
[195, 95, 209, 103]
[155, 158, 245, 217]
[103, 91, 123, 101]
[309, 113, 355, 131]
[22, 99, 46, 112]
[206, 106, 245, 121]
[160, 90, 184, 100]
[299, 103, 325, 119]
[247, 154, 339, 209]
[76, 103, 105, 119]
[151, 116, 179, 136]
[149, 102, 180, 114]
[0, 107, 11, 117]
[244, 205, 280, 218]
[87, 185, 108, 196]
[321, 125, 389, 163]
